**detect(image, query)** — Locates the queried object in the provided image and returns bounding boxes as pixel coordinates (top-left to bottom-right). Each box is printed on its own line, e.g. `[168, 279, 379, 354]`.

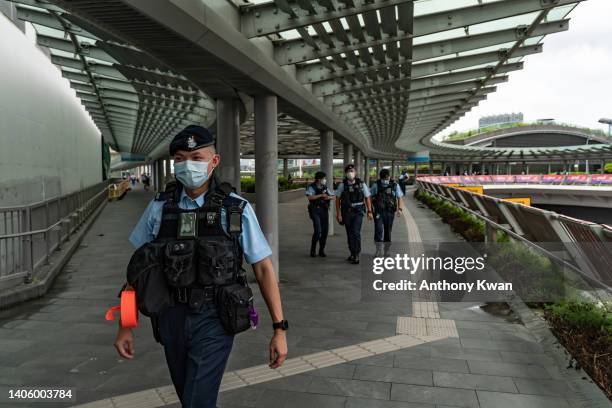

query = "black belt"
[173, 286, 216, 309]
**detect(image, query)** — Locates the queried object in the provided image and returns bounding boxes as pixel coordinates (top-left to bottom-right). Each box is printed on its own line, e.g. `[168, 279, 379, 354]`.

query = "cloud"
[437, 0, 612, 137]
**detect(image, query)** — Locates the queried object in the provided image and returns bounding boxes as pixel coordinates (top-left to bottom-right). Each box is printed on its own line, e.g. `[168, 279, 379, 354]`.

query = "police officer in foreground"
[305, 171, 334, 257]
[114, 125, 288, 408]
[371, 168, 404, 257]
[335, 164, 373, 264]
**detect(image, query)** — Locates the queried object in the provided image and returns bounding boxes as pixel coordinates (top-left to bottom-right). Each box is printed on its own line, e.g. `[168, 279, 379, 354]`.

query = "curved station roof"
[10, 0, 610, 161]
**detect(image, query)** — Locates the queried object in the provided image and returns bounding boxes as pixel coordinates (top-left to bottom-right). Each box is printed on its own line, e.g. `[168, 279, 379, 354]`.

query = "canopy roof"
[10, 0, 604, 161]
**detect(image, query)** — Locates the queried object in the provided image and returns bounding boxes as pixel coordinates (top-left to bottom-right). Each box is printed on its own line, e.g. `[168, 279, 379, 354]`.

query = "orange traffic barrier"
[105, 290, 138, 328]
[503, 197, 531, 206]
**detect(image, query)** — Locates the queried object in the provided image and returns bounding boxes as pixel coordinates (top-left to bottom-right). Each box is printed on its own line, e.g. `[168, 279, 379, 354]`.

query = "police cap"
[314, 171, 326, 180]
[169, 125, 215, 155]
[344, 164, 355, 172]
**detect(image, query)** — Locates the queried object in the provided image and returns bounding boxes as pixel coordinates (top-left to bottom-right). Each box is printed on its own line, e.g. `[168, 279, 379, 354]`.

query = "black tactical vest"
[308, 182, 330, 210]
[373, 180, 397, 212]
[341, 178, 365, 211]
[154, 178, 246, 289]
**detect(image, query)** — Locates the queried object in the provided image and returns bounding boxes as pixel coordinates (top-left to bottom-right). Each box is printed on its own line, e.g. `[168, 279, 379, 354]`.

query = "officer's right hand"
[114, 327, 135, 359]
[336, 213, 342, 224]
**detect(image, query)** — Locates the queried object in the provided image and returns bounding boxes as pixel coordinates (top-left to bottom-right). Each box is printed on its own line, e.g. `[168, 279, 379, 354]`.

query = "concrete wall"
[0, 15, 102, 206]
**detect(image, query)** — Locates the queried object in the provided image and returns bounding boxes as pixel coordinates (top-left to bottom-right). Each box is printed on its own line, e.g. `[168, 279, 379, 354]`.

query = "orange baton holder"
[105, 290, 138, 328]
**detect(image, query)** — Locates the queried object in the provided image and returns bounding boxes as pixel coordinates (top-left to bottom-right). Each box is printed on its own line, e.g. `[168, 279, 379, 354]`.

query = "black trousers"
[374, 210, 395, 242]
[342, 209, 364, 256]
[310, 206, 329, 250]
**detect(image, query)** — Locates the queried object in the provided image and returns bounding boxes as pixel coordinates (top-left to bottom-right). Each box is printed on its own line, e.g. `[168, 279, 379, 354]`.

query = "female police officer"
[305, 171, 334, 257]
[115, 125, 288, 408]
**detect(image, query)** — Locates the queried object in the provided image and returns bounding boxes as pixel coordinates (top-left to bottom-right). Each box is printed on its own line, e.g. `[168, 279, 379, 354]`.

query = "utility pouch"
[126, 241, 172, 317]
[215, 283, 253, 335]
[197, 239, 236, 286]
[164, 240, 197, 288]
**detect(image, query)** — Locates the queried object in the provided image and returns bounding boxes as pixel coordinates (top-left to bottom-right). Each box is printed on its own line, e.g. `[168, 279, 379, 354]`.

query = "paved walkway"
[0, 185, 590, 408]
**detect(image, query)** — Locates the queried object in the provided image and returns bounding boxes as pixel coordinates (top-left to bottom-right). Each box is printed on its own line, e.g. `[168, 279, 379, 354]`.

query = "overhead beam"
[241, 0, 414, 38]
[325, 63, 520, 107]
[296, 19, 566, 82]
[36, 34, 117, 63]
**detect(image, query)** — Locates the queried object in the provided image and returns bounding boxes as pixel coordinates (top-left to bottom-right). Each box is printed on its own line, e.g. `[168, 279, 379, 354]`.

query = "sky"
[436, 0, 612, 138]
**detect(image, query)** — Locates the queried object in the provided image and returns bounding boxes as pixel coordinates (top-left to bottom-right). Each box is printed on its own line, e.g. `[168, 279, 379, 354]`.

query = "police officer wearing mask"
[335, 164, 373, 264]
[305, 171, 334, 257]
[371, 168, 404, 257]
[116, 125, 288, 408]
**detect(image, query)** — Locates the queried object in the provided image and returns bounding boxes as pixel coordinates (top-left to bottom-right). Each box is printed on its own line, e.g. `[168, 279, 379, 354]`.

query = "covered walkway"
[0, 186, 598, 408]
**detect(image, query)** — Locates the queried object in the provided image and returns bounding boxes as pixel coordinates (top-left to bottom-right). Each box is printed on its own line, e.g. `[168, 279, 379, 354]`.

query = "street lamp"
[598, 118, 612, 136]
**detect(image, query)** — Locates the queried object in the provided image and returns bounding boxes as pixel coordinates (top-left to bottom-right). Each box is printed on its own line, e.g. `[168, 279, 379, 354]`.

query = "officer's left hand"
[269, 331, 288, 369]
[396, 209, 403, 217]
[367, 211, 374, 221]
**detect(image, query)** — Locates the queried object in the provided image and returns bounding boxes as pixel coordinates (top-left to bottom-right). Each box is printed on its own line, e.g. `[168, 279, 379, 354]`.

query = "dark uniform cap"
[314, 171, 326, 180]
[169, 125, 215, 155]
[344, 164, 355, 172]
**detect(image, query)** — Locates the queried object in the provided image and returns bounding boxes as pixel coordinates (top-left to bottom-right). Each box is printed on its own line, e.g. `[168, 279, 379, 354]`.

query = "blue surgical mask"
[174, 160, 210, 189]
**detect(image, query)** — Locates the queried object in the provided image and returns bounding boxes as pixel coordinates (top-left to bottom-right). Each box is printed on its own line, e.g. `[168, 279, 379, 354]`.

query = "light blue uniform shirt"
[335, 179, 371, 197]
[305, 183, 334, 196]
[370, 180, 404, 198]
[129, 189, 272, 265]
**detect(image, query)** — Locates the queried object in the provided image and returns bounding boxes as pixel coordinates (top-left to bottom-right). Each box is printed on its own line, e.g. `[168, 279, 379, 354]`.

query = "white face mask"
[174, 160, 211, 189]
[346, 171, 356, 180]
[320, 178, 327, 186]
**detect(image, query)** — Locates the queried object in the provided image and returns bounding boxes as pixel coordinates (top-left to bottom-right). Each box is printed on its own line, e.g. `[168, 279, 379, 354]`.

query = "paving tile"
[345, 396, 435, 408]
[476, 390, 572, 408]
[429, 346, 502, 362]
[433, 371, 517, 393]
[390, 384, 479, 408]
[306, 377, 391, 399]
[467, 361, 551, 379]
[512, 378, 577, 398]
[254, 389, 346, 408]
[354, 365, 433, 386]
[394, 356, 469, 373]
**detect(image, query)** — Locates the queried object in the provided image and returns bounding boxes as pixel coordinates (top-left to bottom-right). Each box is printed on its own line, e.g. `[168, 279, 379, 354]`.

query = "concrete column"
[282, 158, 289, 178]
[165, 157, 171, 180]
[601, 160, 606, 174]
[343, 143, 353, 167]
[364, 156, 370, 185]
[254, 95, 279, 277]
[428, 162, 433, 175]
[320, 130, 334, 236]
[547, 163, 552, 174]
[159, 160, 166, 190]
[354, 150, 362, 178]
[216, 98, 242, 192]
[507, 163, 511, 175]
[391, 160, 396, 178]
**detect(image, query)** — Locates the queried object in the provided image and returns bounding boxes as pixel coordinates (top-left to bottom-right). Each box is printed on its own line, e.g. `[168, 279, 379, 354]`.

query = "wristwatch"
[272, 320, 289, 331]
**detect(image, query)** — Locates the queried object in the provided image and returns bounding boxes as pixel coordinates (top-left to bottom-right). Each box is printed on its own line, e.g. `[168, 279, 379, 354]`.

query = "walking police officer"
[335, 164, 373, 264]
[306, 171, 334, 257]
[371, 168, 404, 257]
[115, 125, 288, 408]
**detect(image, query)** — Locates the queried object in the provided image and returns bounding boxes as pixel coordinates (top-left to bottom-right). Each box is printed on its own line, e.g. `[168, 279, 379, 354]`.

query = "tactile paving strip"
[412, 301, 440, 319]
[71, 334, 447, 408]
[396, 316, 458, 338]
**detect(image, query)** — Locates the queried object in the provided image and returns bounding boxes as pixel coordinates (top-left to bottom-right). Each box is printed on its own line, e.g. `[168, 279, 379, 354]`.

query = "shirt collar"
[180, 188, 208, 207]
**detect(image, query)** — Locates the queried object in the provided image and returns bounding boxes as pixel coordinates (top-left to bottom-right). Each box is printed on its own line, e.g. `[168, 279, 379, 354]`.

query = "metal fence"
[0, 180, 111, 290]
[416, 178, 612, 290]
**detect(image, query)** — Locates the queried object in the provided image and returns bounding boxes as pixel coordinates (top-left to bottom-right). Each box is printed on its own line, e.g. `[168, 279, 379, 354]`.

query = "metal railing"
[419, 174, 612, 186]
[416, 178, 612, 291]
[0, 180, 112, 289]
